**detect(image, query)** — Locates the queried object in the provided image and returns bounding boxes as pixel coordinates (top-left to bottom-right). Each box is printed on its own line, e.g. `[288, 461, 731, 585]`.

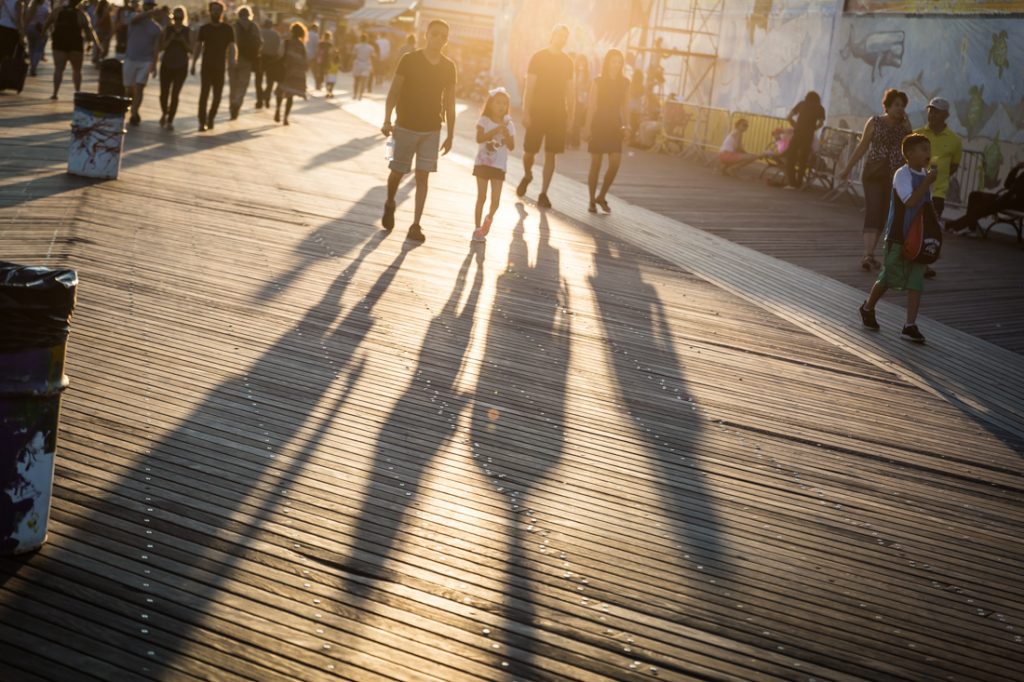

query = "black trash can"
[0, 262, 78, 554]
[98, 57, 124, 97]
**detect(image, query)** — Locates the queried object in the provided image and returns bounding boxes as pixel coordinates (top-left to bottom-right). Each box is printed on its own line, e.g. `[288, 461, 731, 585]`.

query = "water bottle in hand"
[385, 136, 395, 162]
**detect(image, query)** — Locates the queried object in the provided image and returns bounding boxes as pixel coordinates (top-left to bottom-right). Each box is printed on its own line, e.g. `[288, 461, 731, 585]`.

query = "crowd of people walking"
[4, 2, 1022, 346]
[0, 0, 411, 130]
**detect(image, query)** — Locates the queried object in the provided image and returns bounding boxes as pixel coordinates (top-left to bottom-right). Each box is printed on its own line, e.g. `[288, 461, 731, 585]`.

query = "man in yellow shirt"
[914, 97, 961, 278]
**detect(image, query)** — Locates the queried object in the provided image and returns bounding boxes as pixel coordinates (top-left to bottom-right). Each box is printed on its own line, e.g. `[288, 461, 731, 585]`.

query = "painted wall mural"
[712, 0, 842, 117]
[844, 0, 1024, 14]
[691, 0, 1022, 182]
[829, 14, 1023, 182]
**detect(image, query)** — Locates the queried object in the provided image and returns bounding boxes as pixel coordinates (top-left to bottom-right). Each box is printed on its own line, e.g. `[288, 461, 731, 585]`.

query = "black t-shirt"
[791, 100, 825, 137]
[527, 48, 574, 122]
[395, 49, 457, 132]
[199, 22, 234, 72]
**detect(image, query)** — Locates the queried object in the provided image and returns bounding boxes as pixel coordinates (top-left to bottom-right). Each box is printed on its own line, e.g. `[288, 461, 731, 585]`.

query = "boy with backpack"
[858, 133, 941, 344]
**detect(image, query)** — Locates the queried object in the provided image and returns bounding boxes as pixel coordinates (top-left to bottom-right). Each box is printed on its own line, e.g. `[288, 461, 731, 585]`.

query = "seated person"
[945, 162, 1024, 236]
[718, 119, 761, 175]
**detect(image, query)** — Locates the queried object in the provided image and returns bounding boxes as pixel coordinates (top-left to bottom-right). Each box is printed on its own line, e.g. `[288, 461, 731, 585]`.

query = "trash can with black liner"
[68, 92, 131, 180]
[0, 262, 78, 555]
[98, 57, 125, 97]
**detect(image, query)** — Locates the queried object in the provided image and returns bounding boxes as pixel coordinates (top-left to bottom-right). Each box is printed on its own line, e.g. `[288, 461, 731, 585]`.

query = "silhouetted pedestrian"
[839, 89, 912, 271]
[275, 21, 306, 126]
[517, 25, 574, 209]
[158, 5, 190, 130]
[582, 49, 629, 213]
[191, 0, 234, 131]
[380, 19, 456, 242]
[228, 4, 260, 119]
[785, 90, 825, 189]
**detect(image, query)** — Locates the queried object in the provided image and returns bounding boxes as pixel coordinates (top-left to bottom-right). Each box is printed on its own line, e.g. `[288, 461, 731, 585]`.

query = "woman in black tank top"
[158, 6, 191, 130]
[45, 0, 99, 100]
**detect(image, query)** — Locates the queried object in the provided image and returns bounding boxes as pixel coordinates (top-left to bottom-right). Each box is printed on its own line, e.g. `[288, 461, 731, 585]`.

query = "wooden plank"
[2, 62, 1022, 682]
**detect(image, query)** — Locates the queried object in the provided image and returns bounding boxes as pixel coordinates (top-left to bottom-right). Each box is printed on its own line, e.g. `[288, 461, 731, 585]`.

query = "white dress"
[474, 115, 515, 173]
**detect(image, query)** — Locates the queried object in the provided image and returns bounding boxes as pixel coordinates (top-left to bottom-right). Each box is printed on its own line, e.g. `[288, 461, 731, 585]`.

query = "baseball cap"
[927, 97, 950, 112]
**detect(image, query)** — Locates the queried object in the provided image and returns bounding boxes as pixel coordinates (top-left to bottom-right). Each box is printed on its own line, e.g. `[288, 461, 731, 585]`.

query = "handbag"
[862, 157, 890, 183]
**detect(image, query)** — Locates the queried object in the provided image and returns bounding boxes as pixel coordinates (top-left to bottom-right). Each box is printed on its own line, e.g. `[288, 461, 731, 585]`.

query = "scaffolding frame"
[628, 0, 724, 160]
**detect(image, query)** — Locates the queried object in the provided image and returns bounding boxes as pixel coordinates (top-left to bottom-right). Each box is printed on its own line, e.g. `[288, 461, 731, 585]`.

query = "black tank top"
[161, 25, 189, 69]
[52, 7, 84, 53]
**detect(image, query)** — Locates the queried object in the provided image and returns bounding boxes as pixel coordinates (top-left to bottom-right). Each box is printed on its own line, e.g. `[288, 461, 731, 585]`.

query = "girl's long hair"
[601, 48, 625, 80]
[172, 5, 188, 26]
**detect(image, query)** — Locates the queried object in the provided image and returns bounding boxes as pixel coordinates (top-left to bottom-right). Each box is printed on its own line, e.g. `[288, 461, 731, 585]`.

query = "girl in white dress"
[472, 87, 515, 242]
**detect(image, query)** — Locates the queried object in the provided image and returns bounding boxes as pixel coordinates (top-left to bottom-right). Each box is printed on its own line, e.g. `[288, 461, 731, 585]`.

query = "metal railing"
[728, 110, 789, 158]
[650, 100, 988, 210]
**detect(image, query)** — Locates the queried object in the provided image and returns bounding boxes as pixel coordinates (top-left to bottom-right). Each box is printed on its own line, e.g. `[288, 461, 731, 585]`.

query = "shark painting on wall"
[839, 27, 904, 82]
[829, 13, 1022, 181]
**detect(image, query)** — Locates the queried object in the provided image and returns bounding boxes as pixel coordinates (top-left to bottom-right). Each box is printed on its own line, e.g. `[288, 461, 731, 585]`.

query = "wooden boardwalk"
[434, 100, 1024, 355]
[2, 67, 1023, 682]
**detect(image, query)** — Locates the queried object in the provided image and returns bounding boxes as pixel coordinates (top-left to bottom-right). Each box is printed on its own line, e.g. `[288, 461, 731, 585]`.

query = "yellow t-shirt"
[914, 125, 963, 199]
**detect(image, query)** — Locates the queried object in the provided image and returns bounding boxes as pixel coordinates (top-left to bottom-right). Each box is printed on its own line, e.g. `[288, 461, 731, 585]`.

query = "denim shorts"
[122, 59, 152, 86]
[389, 126, 440, 174]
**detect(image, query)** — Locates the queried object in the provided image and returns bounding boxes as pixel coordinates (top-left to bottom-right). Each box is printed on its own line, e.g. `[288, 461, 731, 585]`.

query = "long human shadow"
[0, 233, 417, 678]
[468, 204, 571, 672]
[330, 246, 484, 598]
[253, 181, 414, 303]
[303, 134, 380, 170]
[0, 110, 70, 127]
[588, 232, 727, 606]
[0, 127, 278, 210]
[1, 129, 71, 146]
[120, 125, 277, 164]
[0, 172, 99, 210]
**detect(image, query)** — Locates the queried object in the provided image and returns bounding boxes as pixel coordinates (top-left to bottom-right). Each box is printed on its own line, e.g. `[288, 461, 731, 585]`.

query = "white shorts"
[122, 59, 152, 86]
[389, 126, 440, 174]
[352, 60, 371, 78]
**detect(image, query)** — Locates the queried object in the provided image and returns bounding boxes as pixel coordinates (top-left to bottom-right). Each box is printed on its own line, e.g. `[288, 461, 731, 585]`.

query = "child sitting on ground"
[718, 119, 761, 176]
[859, 133, 939, 343]
[472, 87, 515, 242]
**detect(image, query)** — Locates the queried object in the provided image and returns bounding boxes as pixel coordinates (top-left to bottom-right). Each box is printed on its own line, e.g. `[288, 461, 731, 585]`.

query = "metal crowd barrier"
[649, 101, 988, 210]
[728, 110, 789, 159]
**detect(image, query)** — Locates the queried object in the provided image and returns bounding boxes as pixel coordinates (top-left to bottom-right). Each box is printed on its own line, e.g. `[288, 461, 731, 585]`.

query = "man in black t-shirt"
[517, 25, 574, 209]
[380, 19, 457, 243]
[191, 1, 235, 131]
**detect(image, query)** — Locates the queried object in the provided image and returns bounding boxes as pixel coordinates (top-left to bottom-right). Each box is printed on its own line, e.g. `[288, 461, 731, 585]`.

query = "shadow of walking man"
[588, 232, 729, 630]
[253, 180, 415, 303]
[468, 204, 571, 674]
[0, 232, 415, 678]
[335, 247, 484, 598]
